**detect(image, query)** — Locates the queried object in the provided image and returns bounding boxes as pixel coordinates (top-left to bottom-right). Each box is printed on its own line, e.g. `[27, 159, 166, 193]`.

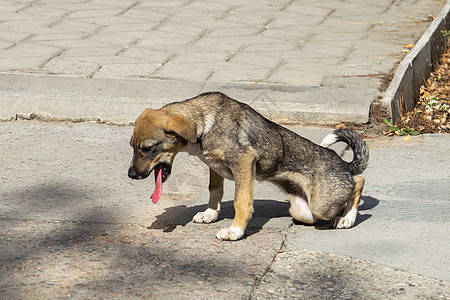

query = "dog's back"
[166, 92, 361, 179]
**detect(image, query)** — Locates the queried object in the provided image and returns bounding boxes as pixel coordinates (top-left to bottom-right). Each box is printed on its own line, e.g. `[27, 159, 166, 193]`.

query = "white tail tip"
[320, 132, 338, 147]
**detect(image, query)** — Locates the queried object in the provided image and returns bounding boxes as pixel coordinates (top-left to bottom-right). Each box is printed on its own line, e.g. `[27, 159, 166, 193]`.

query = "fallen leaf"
[392, 47, 449, 134]
[404, 44, 414, 49]
[335, 123, 347, 129]
[402, 135, 411, 141]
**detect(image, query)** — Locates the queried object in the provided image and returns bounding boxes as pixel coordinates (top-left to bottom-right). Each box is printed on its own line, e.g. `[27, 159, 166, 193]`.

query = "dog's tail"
[320, 129, 369, 175]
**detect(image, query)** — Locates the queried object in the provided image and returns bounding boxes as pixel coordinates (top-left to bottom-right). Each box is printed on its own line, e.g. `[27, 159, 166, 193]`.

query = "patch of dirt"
[334, 100, 390, 138]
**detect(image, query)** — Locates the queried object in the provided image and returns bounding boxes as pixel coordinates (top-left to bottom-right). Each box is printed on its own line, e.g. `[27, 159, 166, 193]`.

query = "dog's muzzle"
[128, 166, 146, 180]
[128, 164, 172, 181]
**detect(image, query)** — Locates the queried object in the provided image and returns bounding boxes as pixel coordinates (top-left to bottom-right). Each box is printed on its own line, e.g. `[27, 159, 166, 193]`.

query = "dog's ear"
[165, 114, 197, 143]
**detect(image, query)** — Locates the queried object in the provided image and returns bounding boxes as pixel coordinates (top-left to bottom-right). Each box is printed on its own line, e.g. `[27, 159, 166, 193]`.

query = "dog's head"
[128, 108, 197, 203]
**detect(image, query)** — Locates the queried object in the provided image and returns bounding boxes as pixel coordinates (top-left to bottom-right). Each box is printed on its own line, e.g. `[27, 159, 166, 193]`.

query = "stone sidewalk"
[0, 0, 447, 124]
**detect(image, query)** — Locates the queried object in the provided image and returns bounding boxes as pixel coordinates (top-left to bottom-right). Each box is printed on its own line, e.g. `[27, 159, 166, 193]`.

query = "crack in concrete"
[115, 39, 140, 56]
[48, 11, 73, 28]
[152, 15, 171, 31]
[297, 33, 314, 50]
[151, 54, 177, 75]
[225, 45, 247, 62]
[257, 19, 274, 35]
[249, 231, 289, 299]
[318, 8, 336, 25]
[266, 58, 287, 81]
[339, 44, 356, 65]
[216, 6, 235, 20]
[247, 59, 287, 87]
[115, 1, 139, 17]
[15, 0, 39, 13]
[87, 65, 103, 79]
[38, 49, 65, 68]
[382, 0, 398, 14]
[4, 34, 34, 50]
[199, 71, 215, 93]
[188, 28, 211, 45]
[82, 25, 108, 40]
[182, 0, 196, 7]
[280, 0, 295, 12]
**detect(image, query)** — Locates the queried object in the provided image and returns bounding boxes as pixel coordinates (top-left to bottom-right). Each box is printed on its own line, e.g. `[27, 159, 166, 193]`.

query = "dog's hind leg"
[333, 176, 365, 229]
[193, 169, 224, 224]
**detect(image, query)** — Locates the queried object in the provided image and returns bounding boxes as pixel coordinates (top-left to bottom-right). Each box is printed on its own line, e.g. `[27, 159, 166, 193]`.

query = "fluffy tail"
[320, 129, 369, 175]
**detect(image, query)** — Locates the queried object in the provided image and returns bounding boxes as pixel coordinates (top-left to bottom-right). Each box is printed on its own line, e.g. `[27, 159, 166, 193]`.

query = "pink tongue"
[151, 165, 163, 204]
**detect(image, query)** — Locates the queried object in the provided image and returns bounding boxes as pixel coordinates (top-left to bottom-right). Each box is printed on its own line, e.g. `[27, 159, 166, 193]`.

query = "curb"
[0, 73, 375, 125]
[381, 1, 450, 124]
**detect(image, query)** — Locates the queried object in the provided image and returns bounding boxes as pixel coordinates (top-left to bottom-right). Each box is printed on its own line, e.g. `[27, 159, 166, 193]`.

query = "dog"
[128, 92, 369, 240]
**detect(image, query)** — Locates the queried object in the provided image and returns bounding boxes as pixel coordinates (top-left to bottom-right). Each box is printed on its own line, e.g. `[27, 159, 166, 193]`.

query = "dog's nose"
[128, 167, 139, 179]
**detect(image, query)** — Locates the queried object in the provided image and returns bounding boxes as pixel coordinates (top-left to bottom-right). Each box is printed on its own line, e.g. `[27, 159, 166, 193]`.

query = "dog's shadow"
[149, 196, 380, 236]
[148, 199, 290, 234]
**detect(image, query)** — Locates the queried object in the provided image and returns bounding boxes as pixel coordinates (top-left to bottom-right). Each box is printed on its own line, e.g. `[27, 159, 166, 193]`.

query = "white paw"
[334, 209, 357, 229]
[192, 208, 218, 224]
[216, 226, 244, 241]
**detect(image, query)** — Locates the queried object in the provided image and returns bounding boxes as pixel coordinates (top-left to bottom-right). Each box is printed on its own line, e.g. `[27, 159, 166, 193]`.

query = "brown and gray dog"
[128, 92, 369, 240]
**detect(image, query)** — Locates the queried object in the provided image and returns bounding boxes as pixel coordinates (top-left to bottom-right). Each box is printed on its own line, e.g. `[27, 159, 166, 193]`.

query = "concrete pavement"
[0, 0, 448, 124]
[0, 120, 448, 298]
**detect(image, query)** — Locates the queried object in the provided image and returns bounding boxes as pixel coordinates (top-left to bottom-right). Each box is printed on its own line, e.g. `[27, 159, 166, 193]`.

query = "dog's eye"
[141, 141, 162, 153]
[164, 130, 176, 137]
[141, 146, 153, 152]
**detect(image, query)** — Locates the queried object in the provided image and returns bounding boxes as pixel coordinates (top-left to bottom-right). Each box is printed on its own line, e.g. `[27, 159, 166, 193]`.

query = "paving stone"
[19, 6, 71, 19]
[271, 14, 325, 27]
[0, 57, 47, 70]
[174, 51, 230, 64]
[93, 62, 163, 79]
[208, 66, 272, 83]
[137, 32, 195, 48]
[343, 56, 399, 74]
[120, 46, 173, 61]
[156, 63, 212, 82]
[3, 42, 61, 56]
[42, 58, 100, 76]
[89, 32, 141, 48]
[50, 19, 105, 33]
[322, 76, 382, 89]
[0, 0, 446, 124]
[268, 68, 326, 86]
[30, 32, 86, 42]
[229, 53, 284, 69]
[61, 46, 124, 57]
[0, 31, 30, 43]
[64, 9, 124, 19]
[0, 19, 54, 29]
[286, 4, 336, 16]
[0, 41, 13, 49]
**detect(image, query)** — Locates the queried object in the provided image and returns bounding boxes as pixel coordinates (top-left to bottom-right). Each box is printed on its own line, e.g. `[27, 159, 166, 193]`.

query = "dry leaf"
[402, 135, 411, 141]
[335, 123, 347, 129]
[392, 47, 449, 134]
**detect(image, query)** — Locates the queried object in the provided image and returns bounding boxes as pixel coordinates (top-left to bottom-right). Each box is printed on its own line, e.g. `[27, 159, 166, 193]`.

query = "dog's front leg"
[217, 150, 256, 241]
[193, 169, 224, 224]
